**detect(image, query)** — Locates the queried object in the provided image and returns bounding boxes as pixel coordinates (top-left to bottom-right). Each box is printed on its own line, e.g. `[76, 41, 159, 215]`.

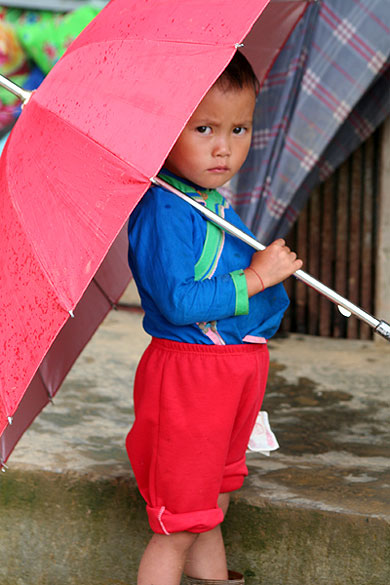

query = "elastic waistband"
[150, 337, 268, 355]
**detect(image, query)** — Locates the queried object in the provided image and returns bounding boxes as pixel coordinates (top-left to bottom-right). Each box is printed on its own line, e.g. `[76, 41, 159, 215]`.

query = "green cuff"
[230, 269, 249, 316]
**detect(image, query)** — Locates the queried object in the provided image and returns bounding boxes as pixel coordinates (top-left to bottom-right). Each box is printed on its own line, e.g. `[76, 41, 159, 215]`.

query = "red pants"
[126, 338, 269, 534]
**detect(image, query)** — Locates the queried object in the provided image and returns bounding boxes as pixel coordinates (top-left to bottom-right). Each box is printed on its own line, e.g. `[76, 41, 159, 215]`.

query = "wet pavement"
[247, 334, 390, 519]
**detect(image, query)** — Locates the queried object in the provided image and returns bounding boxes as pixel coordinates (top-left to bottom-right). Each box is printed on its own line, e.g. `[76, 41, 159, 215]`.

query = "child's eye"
[233, 127, 247, 135]
[196, 126, 212, 135]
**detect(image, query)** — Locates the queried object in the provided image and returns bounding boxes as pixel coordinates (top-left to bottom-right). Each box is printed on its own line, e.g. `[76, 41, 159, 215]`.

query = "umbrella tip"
[0, 460, 8, 473]
[69, 310, 75, 318]
[21, 90, 34, 108]
[7, 416, 13, 426]
[375, 320, 390, 341]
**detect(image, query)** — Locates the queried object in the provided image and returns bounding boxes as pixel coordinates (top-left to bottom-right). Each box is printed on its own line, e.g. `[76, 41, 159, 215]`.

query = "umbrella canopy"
[0, 0, 308, 466]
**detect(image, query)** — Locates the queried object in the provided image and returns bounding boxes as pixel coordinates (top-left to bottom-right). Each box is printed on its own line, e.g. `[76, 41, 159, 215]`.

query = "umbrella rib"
[65, 37, 234, 53]
[92, 277, 118, 310]
[37, 368, 54, 403]
[29, 98, 153, 182]
[17, 118, 109, 241]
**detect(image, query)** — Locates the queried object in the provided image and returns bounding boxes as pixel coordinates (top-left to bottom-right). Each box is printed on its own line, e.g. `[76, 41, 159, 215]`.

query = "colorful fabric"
[0, 15, 28, 132]
[0, 5, 100, 136]
[15, 5, 100, 74]
[126, 337, 269, 534]
[127, 170, 289, 345]
[0, 20, 25, 75]
[224, 0, 390, 244]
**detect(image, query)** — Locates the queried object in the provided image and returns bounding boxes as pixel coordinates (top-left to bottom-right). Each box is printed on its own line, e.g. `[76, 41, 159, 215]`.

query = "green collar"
[157, 171, 222, 204]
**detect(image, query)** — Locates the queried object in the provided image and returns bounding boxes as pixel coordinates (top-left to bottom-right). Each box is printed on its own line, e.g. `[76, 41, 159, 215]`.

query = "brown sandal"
[185, 570, 244, 584]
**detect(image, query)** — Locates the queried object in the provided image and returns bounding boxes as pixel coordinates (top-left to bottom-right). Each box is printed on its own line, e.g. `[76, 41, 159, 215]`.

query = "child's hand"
[244, 239, 303, 296]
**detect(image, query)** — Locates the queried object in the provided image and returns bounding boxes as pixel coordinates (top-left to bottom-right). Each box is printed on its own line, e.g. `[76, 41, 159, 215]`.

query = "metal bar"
[348, 149, 361, 338]
[319, 178, 333, 337]
[152, 176, 390, 340]
[295, 199, 308, 332]
[334, 165, 349, 337]
[308, 183, 321, 334]
[361, 138, 374, 339]
[0, 74, 32, 104]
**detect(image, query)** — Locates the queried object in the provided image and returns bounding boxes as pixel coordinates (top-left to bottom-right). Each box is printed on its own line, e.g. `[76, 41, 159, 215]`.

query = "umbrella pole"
[0, 73, 32, 105]
[152, 177, 390, 341]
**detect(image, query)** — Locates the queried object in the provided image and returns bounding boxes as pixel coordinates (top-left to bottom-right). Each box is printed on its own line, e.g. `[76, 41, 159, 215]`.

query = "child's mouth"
[208, 166, 229, 173]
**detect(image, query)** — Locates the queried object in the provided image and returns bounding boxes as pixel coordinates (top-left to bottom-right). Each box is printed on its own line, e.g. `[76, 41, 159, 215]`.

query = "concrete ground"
[0, 288, 389, 585]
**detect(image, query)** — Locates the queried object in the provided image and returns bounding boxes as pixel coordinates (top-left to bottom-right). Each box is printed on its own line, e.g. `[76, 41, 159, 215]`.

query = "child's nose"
[213, 136, 231, 157]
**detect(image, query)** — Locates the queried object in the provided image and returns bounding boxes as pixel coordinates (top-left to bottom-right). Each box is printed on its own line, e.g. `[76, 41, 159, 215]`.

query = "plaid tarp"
[225, 0, 390, 245]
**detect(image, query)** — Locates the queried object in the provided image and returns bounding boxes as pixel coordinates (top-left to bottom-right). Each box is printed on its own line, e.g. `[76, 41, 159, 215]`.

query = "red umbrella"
[0, 0, 308, 467]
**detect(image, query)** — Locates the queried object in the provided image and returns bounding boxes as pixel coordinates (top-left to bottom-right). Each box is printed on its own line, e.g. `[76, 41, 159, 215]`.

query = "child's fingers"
[272, 238, 286, 247]
[294, 258, 303, 270]
[248, 242, 303, 290]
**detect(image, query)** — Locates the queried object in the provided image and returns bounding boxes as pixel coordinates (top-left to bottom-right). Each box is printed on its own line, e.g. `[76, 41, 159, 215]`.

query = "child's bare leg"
[137, 531, 197, 585]
[184, 493, 230, 579]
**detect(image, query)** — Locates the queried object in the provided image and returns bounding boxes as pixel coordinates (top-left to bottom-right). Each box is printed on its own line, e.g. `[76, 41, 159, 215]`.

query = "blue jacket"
[128, 171, 289, 344]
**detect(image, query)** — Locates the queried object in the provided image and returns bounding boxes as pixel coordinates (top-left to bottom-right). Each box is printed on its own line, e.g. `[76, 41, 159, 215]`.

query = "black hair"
[216, 50, 259, 94]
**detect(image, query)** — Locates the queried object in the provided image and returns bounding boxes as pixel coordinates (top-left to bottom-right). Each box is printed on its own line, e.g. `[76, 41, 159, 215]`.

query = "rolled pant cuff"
[146, 505, 224, 534]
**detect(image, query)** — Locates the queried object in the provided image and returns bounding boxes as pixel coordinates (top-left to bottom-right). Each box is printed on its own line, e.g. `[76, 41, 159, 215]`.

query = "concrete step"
[1, 309, 389, 585]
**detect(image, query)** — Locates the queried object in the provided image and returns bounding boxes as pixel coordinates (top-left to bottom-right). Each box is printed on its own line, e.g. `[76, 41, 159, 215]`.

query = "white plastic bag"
[247, 411, 279, 456]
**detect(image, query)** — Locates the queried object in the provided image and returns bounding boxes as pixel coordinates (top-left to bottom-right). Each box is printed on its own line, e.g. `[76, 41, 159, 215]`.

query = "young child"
[126, 51, 302, 585]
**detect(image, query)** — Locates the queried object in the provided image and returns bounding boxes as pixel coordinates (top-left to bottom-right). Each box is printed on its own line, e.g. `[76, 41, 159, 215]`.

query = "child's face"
[165, 83, 256, 189]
